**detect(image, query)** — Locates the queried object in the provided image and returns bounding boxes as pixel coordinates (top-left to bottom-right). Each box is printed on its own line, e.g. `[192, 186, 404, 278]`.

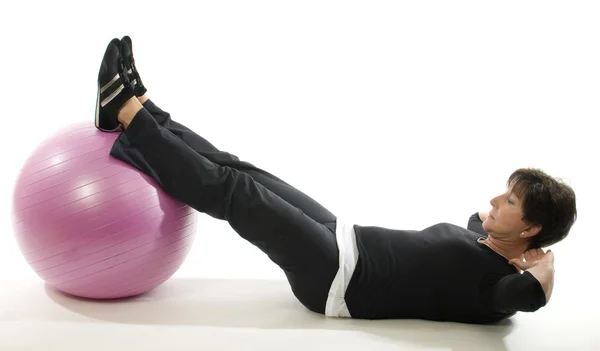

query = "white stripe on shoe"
[95, 84, 101, 127]
[101, 84, 124, 107]
[100, 74, 120, 94]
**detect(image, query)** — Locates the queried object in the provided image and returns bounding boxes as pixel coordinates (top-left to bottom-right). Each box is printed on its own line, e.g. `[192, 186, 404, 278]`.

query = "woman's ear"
[522, 224, 542, 238]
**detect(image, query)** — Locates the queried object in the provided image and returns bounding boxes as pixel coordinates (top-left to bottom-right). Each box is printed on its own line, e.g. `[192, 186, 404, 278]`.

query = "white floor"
[2, 1, 600, 350]
[1, 276, 597, 351]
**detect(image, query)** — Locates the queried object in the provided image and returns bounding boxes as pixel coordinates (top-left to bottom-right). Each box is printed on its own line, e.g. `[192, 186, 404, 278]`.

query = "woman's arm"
[467, 212, 488, 235]
[526, 263, 555, 303]
[509, 249, 555, 304]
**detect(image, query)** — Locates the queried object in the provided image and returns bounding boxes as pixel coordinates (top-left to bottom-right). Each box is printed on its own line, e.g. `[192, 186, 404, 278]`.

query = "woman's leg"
[109, 99, 338, 314]
[137, 96, 337, 227]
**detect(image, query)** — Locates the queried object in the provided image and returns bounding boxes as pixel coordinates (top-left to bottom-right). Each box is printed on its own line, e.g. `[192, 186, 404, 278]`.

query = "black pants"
[109, 100, 340, 314]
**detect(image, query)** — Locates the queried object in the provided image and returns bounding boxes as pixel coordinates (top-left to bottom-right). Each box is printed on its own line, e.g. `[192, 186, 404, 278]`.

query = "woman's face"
[483, 184, 529, 240]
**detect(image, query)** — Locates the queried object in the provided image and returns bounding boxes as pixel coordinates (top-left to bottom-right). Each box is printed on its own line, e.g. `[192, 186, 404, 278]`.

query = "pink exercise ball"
[11, 122, 198, 299]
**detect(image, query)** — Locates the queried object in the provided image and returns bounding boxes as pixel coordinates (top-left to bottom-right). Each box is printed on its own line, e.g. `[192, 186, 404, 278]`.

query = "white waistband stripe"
[325, 220, 359, 318]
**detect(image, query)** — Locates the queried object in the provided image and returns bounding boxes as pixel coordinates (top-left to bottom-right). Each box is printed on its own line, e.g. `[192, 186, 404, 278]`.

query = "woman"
[95, 37, 577, 324]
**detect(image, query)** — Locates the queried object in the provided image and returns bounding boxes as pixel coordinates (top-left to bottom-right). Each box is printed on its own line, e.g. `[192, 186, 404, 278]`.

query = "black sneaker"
[95, 38, 135, 132]
[120, 36, 147, 97]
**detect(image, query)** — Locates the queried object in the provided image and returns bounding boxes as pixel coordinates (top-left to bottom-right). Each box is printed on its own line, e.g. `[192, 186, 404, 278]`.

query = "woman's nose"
[490, 196, 498, 206]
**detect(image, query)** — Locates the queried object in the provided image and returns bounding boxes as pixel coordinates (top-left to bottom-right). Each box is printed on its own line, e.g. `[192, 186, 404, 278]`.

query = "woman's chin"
[482, 221, 492, 233]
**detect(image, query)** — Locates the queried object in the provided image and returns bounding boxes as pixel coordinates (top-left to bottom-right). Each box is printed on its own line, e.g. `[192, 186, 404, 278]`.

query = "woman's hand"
[509, 248, 554, 271]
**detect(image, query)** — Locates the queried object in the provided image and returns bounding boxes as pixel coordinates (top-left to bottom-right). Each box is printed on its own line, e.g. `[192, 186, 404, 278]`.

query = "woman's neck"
[479, 235, 528, 262]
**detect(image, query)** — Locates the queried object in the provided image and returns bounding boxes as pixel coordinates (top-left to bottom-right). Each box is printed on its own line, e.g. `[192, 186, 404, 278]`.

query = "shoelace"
[119, 58, 135, 90]
[130, 61, 144, 90]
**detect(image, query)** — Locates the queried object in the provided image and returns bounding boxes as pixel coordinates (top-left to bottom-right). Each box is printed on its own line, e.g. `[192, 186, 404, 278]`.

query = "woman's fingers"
[524, 248, 545, 262]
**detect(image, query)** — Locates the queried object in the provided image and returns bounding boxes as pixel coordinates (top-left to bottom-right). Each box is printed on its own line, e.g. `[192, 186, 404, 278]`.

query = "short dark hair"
[508, 168, 577, 249]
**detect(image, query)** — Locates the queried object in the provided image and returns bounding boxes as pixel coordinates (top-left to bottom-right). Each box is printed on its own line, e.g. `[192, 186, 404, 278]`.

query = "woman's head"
[482, 168, 577, 250]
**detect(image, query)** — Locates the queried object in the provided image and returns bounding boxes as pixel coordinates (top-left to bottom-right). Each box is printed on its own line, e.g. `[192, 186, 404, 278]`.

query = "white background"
[1, 1, 599, 350]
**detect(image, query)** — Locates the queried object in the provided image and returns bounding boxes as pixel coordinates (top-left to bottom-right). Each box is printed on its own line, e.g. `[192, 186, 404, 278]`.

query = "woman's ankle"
[138, 94, 149, 104]
[118, 97, 143, 129]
